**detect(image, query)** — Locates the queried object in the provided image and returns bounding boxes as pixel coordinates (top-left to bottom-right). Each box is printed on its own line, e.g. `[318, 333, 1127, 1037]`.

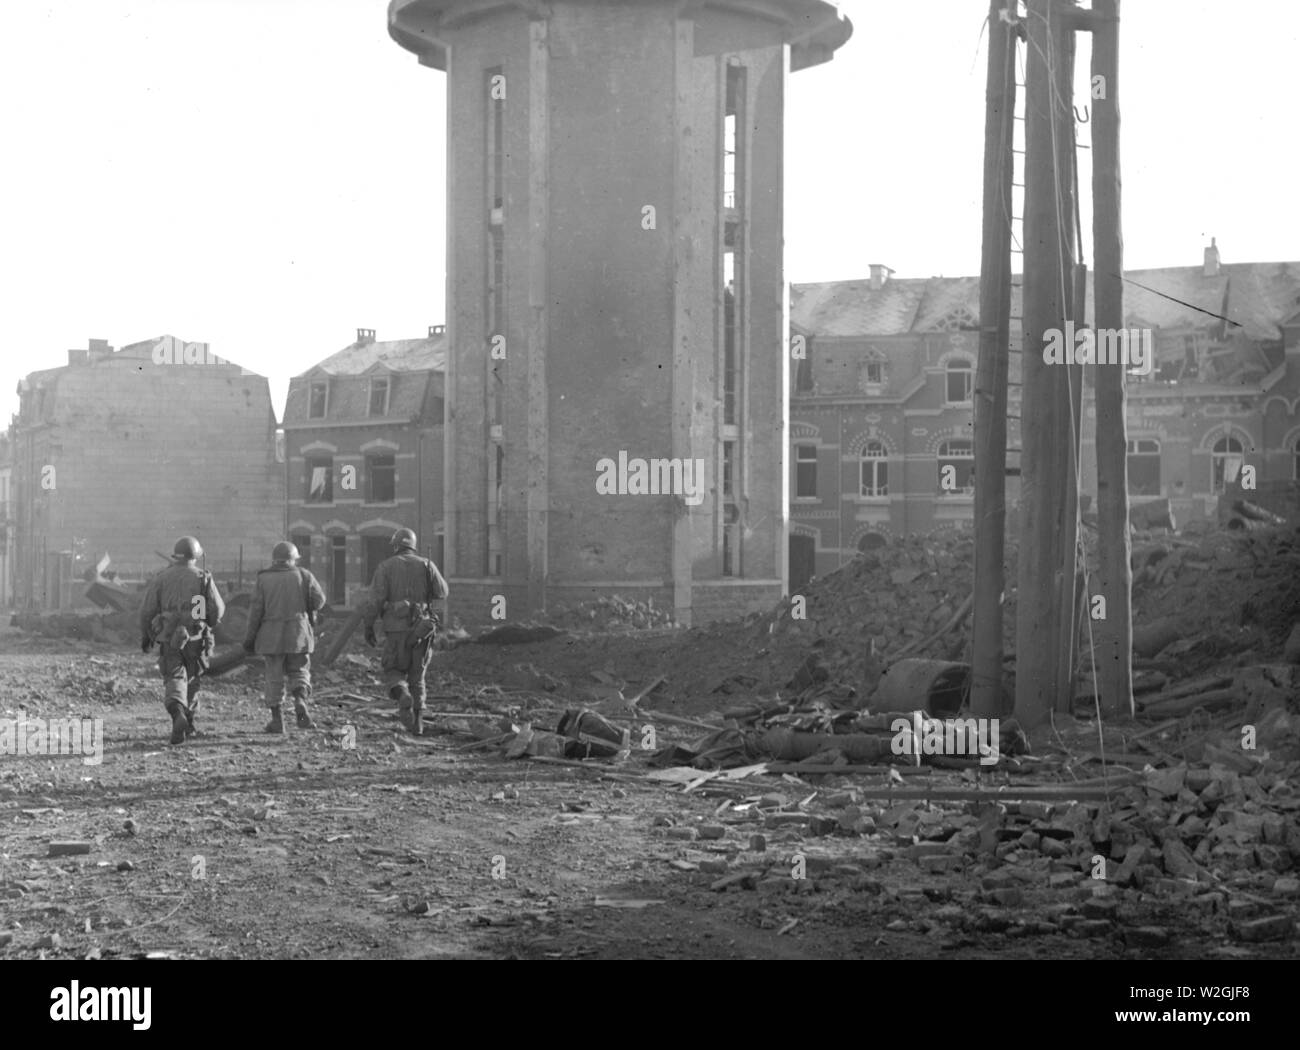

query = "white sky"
[1, 0, 1295, 423]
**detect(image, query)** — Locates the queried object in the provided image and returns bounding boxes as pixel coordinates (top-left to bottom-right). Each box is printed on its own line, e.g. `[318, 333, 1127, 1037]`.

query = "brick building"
[282, 329, 446, 607]
[788, 244, 1300, 591]
[388, 0, 852, 626]
[7, 337, 284, 609]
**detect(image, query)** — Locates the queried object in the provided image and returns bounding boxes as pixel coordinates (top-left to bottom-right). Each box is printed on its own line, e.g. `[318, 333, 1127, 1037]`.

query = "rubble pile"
[545, 595, 676, 631]
[1128, 523, 1300, 664]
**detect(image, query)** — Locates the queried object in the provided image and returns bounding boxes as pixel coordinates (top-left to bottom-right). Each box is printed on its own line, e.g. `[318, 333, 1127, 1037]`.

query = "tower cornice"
[388, 0, 851, 71]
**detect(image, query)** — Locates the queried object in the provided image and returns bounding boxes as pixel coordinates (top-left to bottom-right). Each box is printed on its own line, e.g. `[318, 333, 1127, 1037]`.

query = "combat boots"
[292, 688, 316, 730]
[391, 684, 415, 731]
[166, 702, 189, 745]
[264, 705, 284, 734]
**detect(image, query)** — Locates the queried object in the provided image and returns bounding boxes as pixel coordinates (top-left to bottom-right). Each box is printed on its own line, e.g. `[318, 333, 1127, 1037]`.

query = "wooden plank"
[318, 606, 364, 667]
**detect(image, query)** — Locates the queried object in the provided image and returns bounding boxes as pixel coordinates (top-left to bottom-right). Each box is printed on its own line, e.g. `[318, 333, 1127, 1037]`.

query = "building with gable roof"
[788, 242, 1300, 591]
[282, 327, 447, 605]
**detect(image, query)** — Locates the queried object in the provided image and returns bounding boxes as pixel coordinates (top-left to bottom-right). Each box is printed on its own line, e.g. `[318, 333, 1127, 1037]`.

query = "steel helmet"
[391, 528, 417, 551]
[272, 541, 300, 564]
[173, 536, 203, 561]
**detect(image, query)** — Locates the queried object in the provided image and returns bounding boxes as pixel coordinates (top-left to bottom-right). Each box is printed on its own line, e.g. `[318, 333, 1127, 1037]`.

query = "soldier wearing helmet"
[243, 539, 327, 734]
[361, 527, 449, 734]
[139, 536, 226, 744]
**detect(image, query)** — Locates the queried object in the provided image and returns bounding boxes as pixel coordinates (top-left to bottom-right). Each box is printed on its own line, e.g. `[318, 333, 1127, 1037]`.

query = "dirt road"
[0, 632, 1293, 960]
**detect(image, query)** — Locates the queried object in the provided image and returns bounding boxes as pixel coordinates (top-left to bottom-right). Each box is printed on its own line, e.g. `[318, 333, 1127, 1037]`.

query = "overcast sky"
[1, 0, 1294, 423]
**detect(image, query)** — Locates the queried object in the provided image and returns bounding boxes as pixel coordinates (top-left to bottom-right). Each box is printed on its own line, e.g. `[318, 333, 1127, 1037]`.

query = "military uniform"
[244, 559, 327, 731]
[139, 550, 225, 743]
[362, 533, 448, 734]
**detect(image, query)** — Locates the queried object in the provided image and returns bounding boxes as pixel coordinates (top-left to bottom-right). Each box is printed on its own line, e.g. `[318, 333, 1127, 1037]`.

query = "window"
[368, 455, 396, 503]
[1211, 435, 1244, 494]
[859, 359, 884, 390]
[722, 503, 740, 577]
[722, 441, 736, 498]
[1294, 437, 1300, 481]
[290, 532, 312, 573]
[363, 536, 390, 586]
[1126, 438, 1162, 497]
[795, 334, 813, 393]
[486, 66, 506, 340]
[795, 445, 817, 499]
[937, 439, 975, 494]
[945, 359, 973, 404]
[723, 256, 737, 424]
[486, 442, 503, 576]
[369, 377, 389, 417]
[309, 381, 328, 419]
[723, 64, 744, 212]
[305, 456, 333, 503]
[860, 441, 889, 497]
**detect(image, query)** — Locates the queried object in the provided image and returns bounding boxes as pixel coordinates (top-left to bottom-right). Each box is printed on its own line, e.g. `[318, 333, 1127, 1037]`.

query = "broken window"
[937, 439, 975, 494]
[1126, 437, 1161, 497]
[306, 456, 333, 503]
[795, 444, 817, 499]
[945, 358, 973, 404]
[1211, 435, 1244, 494]
[860, 441, 888, 497]
[367, 455, 395, 503]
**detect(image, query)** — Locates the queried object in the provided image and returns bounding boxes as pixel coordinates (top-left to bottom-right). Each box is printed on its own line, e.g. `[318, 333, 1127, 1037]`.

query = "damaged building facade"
[789, 243, 1300, 590]
[282, 328, 446, 607]
[6, 338, 284, 609]
[387, 0, 852, 626]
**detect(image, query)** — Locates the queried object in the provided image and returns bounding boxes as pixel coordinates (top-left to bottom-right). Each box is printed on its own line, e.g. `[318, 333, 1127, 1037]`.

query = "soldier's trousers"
[262, 653, 311, 708]
[158, 641, 203, 711]
[381, 631, 433, 709]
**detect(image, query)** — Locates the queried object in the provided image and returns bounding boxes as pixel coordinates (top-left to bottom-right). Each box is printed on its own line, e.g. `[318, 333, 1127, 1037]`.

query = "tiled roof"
[794, 261, 1300, 341]
[306, 335, 447, 377]
[792, 278, 926, 336]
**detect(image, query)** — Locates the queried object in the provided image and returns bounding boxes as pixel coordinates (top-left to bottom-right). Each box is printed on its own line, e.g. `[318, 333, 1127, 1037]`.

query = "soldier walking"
[362, 528, 448, 735]
[243, 541, 327, 733]
[140, 536, 225, 745]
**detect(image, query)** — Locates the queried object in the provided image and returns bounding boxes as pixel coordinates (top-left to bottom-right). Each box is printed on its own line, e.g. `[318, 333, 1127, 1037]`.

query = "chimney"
[67, 349, 89, 366]
[868, 264, 892, 291]
[428, 324, 446, 338]
[87, 338, 112, 360]
[357, 328, 376, 346]
[1203, 237, 1220, 278]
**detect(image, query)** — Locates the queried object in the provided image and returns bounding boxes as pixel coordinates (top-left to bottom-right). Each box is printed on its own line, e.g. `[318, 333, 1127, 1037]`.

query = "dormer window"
[858, 349, 886, 393]
[369, 376, 390, 417]
[309, 380, 328, 419]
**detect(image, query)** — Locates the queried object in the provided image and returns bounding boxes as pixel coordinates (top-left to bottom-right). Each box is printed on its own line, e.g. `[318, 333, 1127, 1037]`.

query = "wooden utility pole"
[1056, 260, 1086, 704]
[971, 0, 1018, 718]
[1016, 0, 1078, 728]
[1090, 0, 1133, 715]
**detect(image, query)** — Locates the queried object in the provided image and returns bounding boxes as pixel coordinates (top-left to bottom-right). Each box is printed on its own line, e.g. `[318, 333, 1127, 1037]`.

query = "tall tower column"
[389, 0, 851, 624]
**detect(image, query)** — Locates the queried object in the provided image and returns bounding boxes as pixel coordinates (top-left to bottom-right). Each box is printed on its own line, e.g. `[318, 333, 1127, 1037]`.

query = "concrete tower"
[388, 0, 851, 626]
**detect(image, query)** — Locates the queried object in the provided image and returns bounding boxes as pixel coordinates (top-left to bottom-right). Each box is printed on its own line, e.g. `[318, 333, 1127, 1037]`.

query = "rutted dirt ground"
[2, 624, 1296, 960]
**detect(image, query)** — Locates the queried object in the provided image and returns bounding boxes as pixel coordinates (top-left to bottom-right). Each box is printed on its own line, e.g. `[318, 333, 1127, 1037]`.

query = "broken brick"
[1126, 926, 1170, 948]
[1232, 915, 1294, 943]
